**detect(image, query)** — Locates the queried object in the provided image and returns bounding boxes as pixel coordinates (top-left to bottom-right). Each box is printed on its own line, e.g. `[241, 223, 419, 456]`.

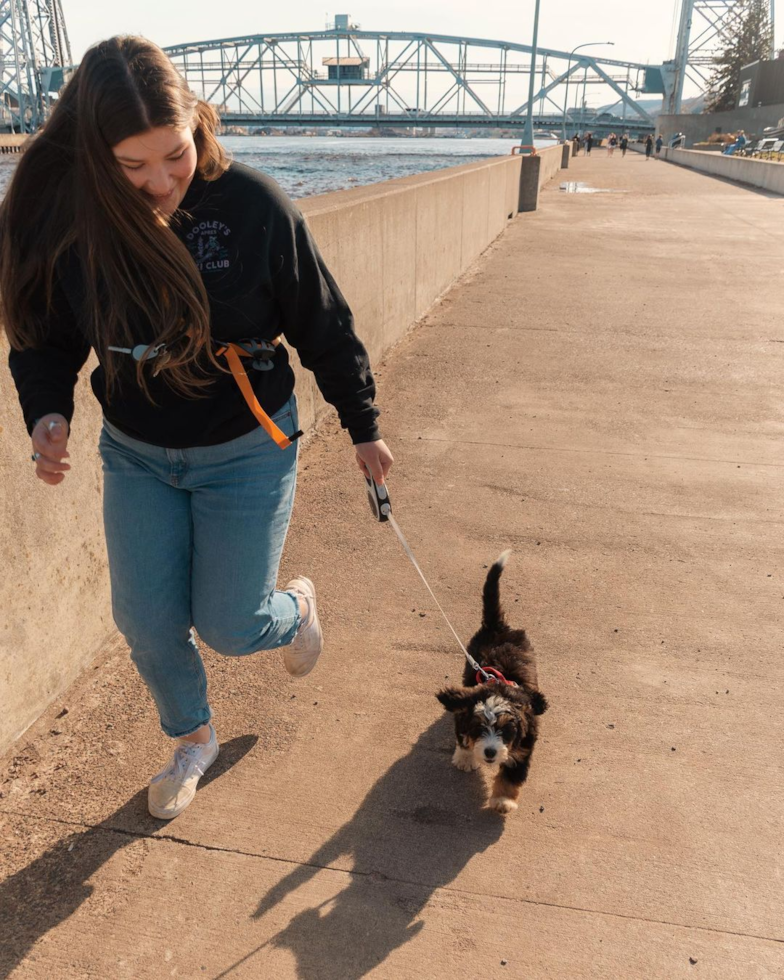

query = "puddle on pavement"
[559, 181, 626, 194]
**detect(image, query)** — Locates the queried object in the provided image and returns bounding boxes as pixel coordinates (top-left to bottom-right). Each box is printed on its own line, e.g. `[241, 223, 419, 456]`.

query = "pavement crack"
[0, 806, 336, 869]
[3, 807, 783, 947]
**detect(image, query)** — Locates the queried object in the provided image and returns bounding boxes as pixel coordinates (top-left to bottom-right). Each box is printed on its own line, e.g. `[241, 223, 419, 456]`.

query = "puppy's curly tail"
[482, 549, 511, 633]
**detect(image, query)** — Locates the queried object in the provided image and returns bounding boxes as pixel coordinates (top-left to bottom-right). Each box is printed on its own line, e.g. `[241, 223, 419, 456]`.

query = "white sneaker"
[148, 725, 219, 820]
[283, 576, 324, 677]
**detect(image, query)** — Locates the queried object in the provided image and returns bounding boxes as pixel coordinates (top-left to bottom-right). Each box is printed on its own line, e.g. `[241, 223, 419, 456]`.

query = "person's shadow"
[0, 735, 257, 980]
[216, 717, 506, 980]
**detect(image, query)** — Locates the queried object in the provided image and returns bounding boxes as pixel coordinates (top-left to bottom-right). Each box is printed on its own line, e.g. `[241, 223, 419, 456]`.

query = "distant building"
[657, 59, 784, 147]
[737, 59, 784, 109]
[322, 57, 369, 81]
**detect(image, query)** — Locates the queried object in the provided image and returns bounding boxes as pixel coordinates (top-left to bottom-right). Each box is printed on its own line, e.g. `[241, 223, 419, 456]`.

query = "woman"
[645, 134, 654, 160]
[1, 37, 393, 819]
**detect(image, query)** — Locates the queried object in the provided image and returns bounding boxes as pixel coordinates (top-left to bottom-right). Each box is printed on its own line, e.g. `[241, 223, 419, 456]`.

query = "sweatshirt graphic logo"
[186, 220, 231, 272]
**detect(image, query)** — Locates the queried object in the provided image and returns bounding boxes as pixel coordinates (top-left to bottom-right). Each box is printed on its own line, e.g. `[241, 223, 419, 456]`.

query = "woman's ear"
[436, 687, 481, 713]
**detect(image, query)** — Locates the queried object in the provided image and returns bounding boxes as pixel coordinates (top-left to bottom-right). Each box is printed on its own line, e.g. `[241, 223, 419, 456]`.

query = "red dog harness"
[476, 666, 518, 687]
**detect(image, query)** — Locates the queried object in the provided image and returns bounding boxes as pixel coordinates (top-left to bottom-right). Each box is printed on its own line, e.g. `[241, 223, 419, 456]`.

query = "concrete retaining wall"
[656, 105, 784, 148]
[664, 147, 784, 195]
[538, 143, 566, 186]
[0, 145, 566, 753]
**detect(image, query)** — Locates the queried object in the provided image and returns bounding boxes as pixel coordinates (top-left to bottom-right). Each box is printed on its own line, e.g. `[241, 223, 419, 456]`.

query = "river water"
[0, 134, 554, 200]
[220, 135, 553, 199]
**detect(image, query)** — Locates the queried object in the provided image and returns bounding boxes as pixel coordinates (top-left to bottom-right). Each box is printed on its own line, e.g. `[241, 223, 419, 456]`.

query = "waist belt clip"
[218, 339, 296, 451]
[237, 338, 278, 372]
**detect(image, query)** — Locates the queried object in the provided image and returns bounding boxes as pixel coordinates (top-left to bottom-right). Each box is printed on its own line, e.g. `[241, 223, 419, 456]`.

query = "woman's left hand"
[355, 439, 394, 485]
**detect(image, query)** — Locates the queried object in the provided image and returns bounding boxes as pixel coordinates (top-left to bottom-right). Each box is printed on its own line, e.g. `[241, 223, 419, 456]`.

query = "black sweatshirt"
[8, 163, 380, 448]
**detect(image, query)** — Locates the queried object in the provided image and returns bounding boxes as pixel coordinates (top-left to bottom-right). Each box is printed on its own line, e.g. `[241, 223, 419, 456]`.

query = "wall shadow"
[0, 734, 257, 979]
[220, 717, 506, 979]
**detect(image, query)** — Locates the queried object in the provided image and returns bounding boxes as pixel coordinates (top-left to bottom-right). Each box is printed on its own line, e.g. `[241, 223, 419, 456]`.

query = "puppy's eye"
[502, 724, 517, 740]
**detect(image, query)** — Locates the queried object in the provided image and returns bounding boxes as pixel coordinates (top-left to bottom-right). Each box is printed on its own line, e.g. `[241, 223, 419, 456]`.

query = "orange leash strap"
[216, 342, 303, 450]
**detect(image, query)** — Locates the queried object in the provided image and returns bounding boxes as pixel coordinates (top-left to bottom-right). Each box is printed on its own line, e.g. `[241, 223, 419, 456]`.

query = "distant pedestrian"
[607, 133, 618, 157]
[572, 134, 580, 156]
[645, 135, 653, 159]
[655, 134, 663, 157]
[586, 132, 593, 155]
[620, 134, 629, 157]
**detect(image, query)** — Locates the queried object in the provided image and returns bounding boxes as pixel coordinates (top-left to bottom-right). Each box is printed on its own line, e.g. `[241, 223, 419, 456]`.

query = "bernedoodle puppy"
[436, 551, 548, 814]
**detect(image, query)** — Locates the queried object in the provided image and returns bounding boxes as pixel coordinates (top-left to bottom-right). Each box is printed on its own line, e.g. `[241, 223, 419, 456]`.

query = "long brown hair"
[0, 35, 230, 400]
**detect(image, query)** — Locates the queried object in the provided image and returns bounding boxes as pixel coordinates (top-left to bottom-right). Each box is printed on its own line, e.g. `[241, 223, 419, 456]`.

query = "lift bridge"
[163, 18, 661, 137]
[0, 3, 775, 135]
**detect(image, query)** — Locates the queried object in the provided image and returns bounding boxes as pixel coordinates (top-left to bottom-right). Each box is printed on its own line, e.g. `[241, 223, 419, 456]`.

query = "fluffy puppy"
[437, 551, 547, 814]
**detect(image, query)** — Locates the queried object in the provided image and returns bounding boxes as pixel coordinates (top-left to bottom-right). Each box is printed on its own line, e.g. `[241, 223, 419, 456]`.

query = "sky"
[61, 1, 686, 66]
[60, 1, 783, 106]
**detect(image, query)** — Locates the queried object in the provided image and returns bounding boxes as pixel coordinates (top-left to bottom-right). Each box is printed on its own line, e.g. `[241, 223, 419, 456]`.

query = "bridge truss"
[0, 0, 71, 132]
[667, 0, 776, 112]
[164, 21, 662, 135]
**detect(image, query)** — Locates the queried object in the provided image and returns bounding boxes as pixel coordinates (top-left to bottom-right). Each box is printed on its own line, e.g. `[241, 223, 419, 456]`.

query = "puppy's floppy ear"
[436, 686, 481, 713]
[530, 691, 548, 715]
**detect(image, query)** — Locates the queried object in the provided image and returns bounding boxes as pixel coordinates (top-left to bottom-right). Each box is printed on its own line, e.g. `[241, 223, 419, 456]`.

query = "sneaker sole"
[147, 742, 219, 820]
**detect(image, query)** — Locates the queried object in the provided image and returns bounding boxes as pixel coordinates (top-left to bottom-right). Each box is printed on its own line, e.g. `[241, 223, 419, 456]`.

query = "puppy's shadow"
[0, 735, 257, 980]
[221, 717, 505, 980]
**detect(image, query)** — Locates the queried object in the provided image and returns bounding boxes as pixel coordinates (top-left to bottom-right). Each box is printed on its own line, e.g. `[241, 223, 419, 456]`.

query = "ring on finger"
[31, 452, 41, 462]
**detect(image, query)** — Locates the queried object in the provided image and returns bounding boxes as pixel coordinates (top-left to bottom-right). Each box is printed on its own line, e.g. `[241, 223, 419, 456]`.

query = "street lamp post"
[582, 67, 588, 128]
[561, 41, 614, 141]
[521, 0, 541, 150]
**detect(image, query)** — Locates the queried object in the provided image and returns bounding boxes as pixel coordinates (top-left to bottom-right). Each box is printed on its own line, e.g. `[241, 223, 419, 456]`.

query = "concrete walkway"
[2, 152, 783, 979]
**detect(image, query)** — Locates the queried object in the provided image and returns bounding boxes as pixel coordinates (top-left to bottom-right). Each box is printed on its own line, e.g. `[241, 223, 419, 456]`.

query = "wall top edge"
[673, 148, 784, 166]
[299, 147, 548, 217]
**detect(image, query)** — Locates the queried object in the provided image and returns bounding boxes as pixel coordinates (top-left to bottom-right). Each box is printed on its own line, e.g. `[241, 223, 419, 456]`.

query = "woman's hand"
[355, 439, 394, 485]
[31, 414, 71, 486]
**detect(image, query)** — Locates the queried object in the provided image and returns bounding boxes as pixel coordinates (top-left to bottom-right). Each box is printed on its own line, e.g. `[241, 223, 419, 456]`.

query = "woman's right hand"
[31, 414, 71, 485]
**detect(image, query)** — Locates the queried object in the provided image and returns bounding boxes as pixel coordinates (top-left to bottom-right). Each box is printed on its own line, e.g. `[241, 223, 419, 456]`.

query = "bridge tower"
[667, 0, 775, 113]
[0, 0, 72, 132]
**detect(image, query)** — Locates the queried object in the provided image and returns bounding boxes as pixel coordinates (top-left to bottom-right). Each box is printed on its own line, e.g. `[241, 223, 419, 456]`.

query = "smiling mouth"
[150, 188, 175, 205]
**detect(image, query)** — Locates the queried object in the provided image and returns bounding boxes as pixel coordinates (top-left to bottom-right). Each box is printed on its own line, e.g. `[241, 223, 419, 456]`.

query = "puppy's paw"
[488, 796, 518, 815]
[452, 746, 479, 772]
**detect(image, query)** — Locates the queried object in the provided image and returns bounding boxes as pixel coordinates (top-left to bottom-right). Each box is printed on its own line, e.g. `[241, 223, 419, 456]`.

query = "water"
[221, 136, 553, 198]
[0, 135, 555, 200]
[559, 181, 626, 194]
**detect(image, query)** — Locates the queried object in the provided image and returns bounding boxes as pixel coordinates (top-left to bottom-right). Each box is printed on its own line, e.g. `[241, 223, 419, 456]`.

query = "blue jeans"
[98, 396, 301, 738]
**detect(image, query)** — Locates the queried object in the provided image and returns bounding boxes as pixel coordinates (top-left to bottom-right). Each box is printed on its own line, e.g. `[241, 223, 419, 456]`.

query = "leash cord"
[386, 514, 491, 682]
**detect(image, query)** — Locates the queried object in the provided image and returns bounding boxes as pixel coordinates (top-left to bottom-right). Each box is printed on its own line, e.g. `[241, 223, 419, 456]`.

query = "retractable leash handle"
[365, 476, 391, 522]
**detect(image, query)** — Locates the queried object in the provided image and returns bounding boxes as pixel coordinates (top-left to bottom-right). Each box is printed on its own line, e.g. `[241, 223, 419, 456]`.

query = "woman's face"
[112, 125, 198, 215]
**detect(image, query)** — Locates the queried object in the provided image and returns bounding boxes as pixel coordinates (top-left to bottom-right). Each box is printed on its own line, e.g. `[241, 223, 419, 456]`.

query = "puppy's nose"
[484, 747, 497, 760]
